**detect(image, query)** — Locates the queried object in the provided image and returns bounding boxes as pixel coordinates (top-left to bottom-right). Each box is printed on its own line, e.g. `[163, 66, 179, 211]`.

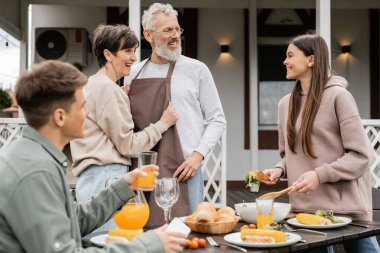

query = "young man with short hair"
[0, 60, 186, 253]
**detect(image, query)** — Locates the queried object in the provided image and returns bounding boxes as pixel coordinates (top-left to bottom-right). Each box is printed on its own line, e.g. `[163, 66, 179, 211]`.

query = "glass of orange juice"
[136, 151, 157, 190]
[256, 198, 274, 229]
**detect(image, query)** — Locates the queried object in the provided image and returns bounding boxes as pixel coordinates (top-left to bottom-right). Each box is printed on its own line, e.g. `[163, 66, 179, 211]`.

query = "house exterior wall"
[331, 9, 370, 119]
[198, 8, 251, 181]
[31, 4, 106, 76]
[31, 5, 373, 181]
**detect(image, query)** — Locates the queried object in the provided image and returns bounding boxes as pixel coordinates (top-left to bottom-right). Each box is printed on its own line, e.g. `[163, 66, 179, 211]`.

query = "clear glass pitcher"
[113, 189, 150, 230]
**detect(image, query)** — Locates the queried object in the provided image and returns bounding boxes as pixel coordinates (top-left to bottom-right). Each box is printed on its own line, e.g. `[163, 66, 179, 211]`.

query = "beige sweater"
[276, 76, 373, 221]
[71, 71, 167, 177]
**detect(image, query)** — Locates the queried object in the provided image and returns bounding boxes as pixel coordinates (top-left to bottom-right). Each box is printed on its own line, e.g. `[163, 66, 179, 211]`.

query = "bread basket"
[185, 216, 239, 234]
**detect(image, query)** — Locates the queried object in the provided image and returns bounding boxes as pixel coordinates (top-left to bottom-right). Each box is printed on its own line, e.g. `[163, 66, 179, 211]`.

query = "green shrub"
[0, 89, 12, 110]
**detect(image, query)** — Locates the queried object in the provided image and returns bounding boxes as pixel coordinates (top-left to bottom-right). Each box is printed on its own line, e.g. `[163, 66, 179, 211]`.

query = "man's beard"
[155, 39, 182, 62]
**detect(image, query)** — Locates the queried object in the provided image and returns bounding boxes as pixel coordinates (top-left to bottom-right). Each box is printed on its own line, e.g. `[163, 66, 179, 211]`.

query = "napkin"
[166, 217, 191, 236]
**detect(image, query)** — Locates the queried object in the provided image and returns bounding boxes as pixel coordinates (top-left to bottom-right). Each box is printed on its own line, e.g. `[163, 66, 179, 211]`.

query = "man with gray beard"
[124, 3, 226, 225]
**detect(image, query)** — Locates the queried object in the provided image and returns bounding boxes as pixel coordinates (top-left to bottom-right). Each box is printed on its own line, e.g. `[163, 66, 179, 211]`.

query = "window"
[258, 45, 293, 126]
[259, 81, 293, 125]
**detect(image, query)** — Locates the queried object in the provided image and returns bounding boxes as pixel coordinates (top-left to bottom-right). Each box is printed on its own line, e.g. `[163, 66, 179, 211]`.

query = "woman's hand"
[289, 171, 320, 194]
[154, 225, 187, 253]
[261, 167, 283, 185]
[123, 85, 130, 94]
[123, 165, 159, 190]
[160, 102, 180, 128]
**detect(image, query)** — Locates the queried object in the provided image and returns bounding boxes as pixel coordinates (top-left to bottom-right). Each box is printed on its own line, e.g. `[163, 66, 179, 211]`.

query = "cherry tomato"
[198, 238, 207, 248]
[240, 225, 249, 231]
[192, 237, 201, 244]
[185, 239, 191, 248]
[248, 224, 256, 229]
[189, 240, 199, 250]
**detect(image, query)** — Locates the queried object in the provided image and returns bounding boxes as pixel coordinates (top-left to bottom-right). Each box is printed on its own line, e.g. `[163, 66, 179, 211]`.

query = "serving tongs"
[258, 186, 293, 200]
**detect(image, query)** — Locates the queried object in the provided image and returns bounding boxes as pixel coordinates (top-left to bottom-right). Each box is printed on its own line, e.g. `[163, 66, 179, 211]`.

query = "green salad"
[314, 209, 343, 224]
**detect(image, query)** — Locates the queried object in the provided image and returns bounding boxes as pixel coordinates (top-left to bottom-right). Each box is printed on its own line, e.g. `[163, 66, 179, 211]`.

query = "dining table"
[83, 218, 380, 253]
[82, 184, 380, 252]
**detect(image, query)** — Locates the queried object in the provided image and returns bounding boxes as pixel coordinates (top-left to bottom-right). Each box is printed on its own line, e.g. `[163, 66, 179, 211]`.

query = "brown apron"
[129, 59, 189, 227]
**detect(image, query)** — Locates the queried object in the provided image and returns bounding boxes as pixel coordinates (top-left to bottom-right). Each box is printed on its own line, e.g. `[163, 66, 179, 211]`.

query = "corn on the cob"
[108, 228, 143, 240]
[296, 213, 331, 225]
[240, 229, 286, 243]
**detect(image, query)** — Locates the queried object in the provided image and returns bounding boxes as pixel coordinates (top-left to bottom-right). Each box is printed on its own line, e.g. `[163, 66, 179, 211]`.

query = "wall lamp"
[220, 44, 229, 53]
[341, 45, 351, 54]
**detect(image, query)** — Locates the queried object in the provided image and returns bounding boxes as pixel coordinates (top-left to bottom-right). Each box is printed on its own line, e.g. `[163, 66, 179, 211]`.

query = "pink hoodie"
[276, 76, 373, 221]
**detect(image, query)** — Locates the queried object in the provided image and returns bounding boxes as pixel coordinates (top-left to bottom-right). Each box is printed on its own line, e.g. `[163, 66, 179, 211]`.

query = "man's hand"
[123, 165, 159, 190]
[173, 152, 203, 182]
[154, 225, 187, 253]
[289, 170, 320, 194]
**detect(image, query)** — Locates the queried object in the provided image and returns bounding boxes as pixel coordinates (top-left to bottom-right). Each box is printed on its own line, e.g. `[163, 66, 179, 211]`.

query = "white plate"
[287, 216, 352, 229]
[90, 234, 130, 246]
[90, 234, 108, 246]
[223, 232, 302, 248]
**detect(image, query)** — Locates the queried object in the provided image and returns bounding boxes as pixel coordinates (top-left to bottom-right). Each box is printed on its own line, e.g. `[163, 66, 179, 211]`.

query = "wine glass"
[155, 178, 180, 224]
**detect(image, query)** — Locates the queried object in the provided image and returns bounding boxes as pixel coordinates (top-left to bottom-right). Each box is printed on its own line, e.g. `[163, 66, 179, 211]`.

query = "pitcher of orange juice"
[113, 189, 150, 230]
[256, 198, 274, 229]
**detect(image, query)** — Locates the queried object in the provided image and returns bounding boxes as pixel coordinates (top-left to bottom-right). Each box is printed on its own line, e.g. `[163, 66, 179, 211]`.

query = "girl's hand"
[290, 171, 320, 194]
[261, 167, 283, 185]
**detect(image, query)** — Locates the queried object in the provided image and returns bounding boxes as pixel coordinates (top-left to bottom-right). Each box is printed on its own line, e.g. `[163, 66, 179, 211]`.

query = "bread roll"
[197, 202, 216, 212]
[194, 209, 215, 222]
[216, 206, 235, 217]
[215, 213, 235, 223]
[196, 202, 217, 219]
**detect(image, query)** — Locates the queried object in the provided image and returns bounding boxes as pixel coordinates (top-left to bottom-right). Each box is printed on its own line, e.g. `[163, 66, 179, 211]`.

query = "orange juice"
[256, 198, 274, 230]
[114, 203, 150, 230]
[136, 166, 156, 190]
[257, 213, 274, 229]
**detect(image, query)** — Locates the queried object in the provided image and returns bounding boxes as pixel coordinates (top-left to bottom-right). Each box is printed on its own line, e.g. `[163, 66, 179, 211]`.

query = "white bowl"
[234, 202, 291, 224]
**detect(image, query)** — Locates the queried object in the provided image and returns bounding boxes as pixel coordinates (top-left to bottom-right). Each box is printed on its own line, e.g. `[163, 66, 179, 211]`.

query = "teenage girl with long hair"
[263, 33, 380, 253]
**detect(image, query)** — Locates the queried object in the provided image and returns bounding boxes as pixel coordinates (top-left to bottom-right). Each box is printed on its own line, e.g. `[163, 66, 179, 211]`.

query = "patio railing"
[201, 130, 227, 208]
[363, 119, 380, 188]
[0, 118, 27, 152]
[1, 118, 378, 198]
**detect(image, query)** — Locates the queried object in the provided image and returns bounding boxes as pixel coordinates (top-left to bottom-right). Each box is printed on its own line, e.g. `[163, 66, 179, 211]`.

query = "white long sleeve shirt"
[125, 55, 226, 159]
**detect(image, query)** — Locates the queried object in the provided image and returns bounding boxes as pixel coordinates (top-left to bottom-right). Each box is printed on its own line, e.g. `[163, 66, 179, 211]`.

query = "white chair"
[0, 118, 27, 153]
[362, 119, 380, 188]
[201, 130, 227, 208]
